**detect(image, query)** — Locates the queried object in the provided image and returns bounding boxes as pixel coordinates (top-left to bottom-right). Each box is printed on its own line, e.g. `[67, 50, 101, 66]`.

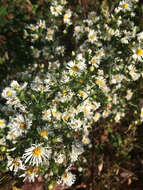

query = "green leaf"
[0, 6, 7, 17]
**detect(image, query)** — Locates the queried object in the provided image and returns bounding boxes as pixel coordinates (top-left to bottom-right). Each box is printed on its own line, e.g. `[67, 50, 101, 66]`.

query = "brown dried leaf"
[22, 179, 43, 190]
[52, 183, 67, 190]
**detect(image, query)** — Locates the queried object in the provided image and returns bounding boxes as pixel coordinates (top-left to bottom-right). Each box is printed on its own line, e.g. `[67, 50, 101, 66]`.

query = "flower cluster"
[0, 0, 143, 188]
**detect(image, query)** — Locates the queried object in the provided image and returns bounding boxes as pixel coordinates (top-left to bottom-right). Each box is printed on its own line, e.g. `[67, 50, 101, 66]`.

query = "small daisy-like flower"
[0, 119, 6, 128]
[37, 20, 46, 29]
[38, 126, 53, 140]
[10, 80, 20, 89]
[111, 74, 123, 84]
[114, 112, 121, 123]
[8, 114, 32, 137]
[40, 129, 48, 140]
[67, 61, 85, 76]
[7, 156, 24, 173]
[102, 109, 111, 118]
[96, 77, 106, 88]
[2, 87, 16, 100]
[119, 0, 132, 12]
[132, 47, 143, 61]
[31, 47, 41, 58]
[82, 136, 90, 145]
[42, 109, 51, 121]
[90, 56, 100, 68]
[6, 131, 17, 141]
[31, 34, 39, 42]
[128, 65, 140, 81]
[70, 119, 83, 131]
[50, 5, 63, 16]
[54, 153, 65, 164]
[22, 144, 51, 166]
[93, 112, 101, 122]
[63, 9, 72, 25]
[96, 48, 105, 58]
[88, 30, 97, 43]
[56, 46, 65, 55]
[88, 12, 98, 25]
[137, 32, 143, 41]
[27, 24, 38, 31]
[126, 89, 133, 100]
[20, 167, 38, 182]
[61, 172, 76, 187]
[46, 29, 54, 41]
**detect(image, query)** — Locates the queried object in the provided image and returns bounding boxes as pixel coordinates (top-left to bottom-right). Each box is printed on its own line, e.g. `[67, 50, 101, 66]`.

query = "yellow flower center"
[95, 113, 99, 118]
[9, 132, 14, 137]
[32, 147, 42, 157]
[97, 50, 101, 56]
[6, 91, 12, 97]
[89, 34, 95, 41]
[0, 121, 4, 126]
[63, 173, 68, 179]
[55, 7, 59, 13]
[41, 130, 47, 136]
[123, 3, 128, 9]
[20, 122, 26, 130]
[72, 65, 79, 72]
[83, 109, 89, 114]
[136, 49, 143, 56]
[96, 80, 105, 86]
[13, 160, 19, 166]
[91, 16, 95, 22]
[83, 138, 88, 144]
[130, 68, 134, 74]
[40, 85, 45, 91]
[62, 89, 66, 95]
[100, 81, 104, 86]
[27, 169, 32, 175]
[64, 15, 68, 19]
[63, 115, 69, 121]
[45, 111, 49, 117]
[92, 58, 97, 64]
[114, 75, 119, 81]
[79, 90, 85, 97]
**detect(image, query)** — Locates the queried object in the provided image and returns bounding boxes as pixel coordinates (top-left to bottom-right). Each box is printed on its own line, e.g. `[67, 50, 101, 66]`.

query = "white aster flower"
[90, 56, 100, 68]
[32, 48, 41, 58]
[10, 80, 20, 89]
[137, 32, 143, 41]
[7, 156, 24, 174]
[2, 87, 16, 100]
[70, 119, 83, 131]
[54, 153, 65, 164]
[20, 167, 39, 182]
[22, 144, 51, 166]
[0, 119, 6, 128]
[61, 172, 76, 187]
[128, 65, 140, 81]
[126, 89, 133, 100]
[93, 112, 101, 122]
[88, 30, 97, 43]
[132, 47, 143, 61]
[119, 0, 132, 12]
[37, 19, 46, 29]
[8, 114, 32, 137]
[82, 136, 90, 145]
[42, 109, 51, 121]
[50, 4, 63, 16]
